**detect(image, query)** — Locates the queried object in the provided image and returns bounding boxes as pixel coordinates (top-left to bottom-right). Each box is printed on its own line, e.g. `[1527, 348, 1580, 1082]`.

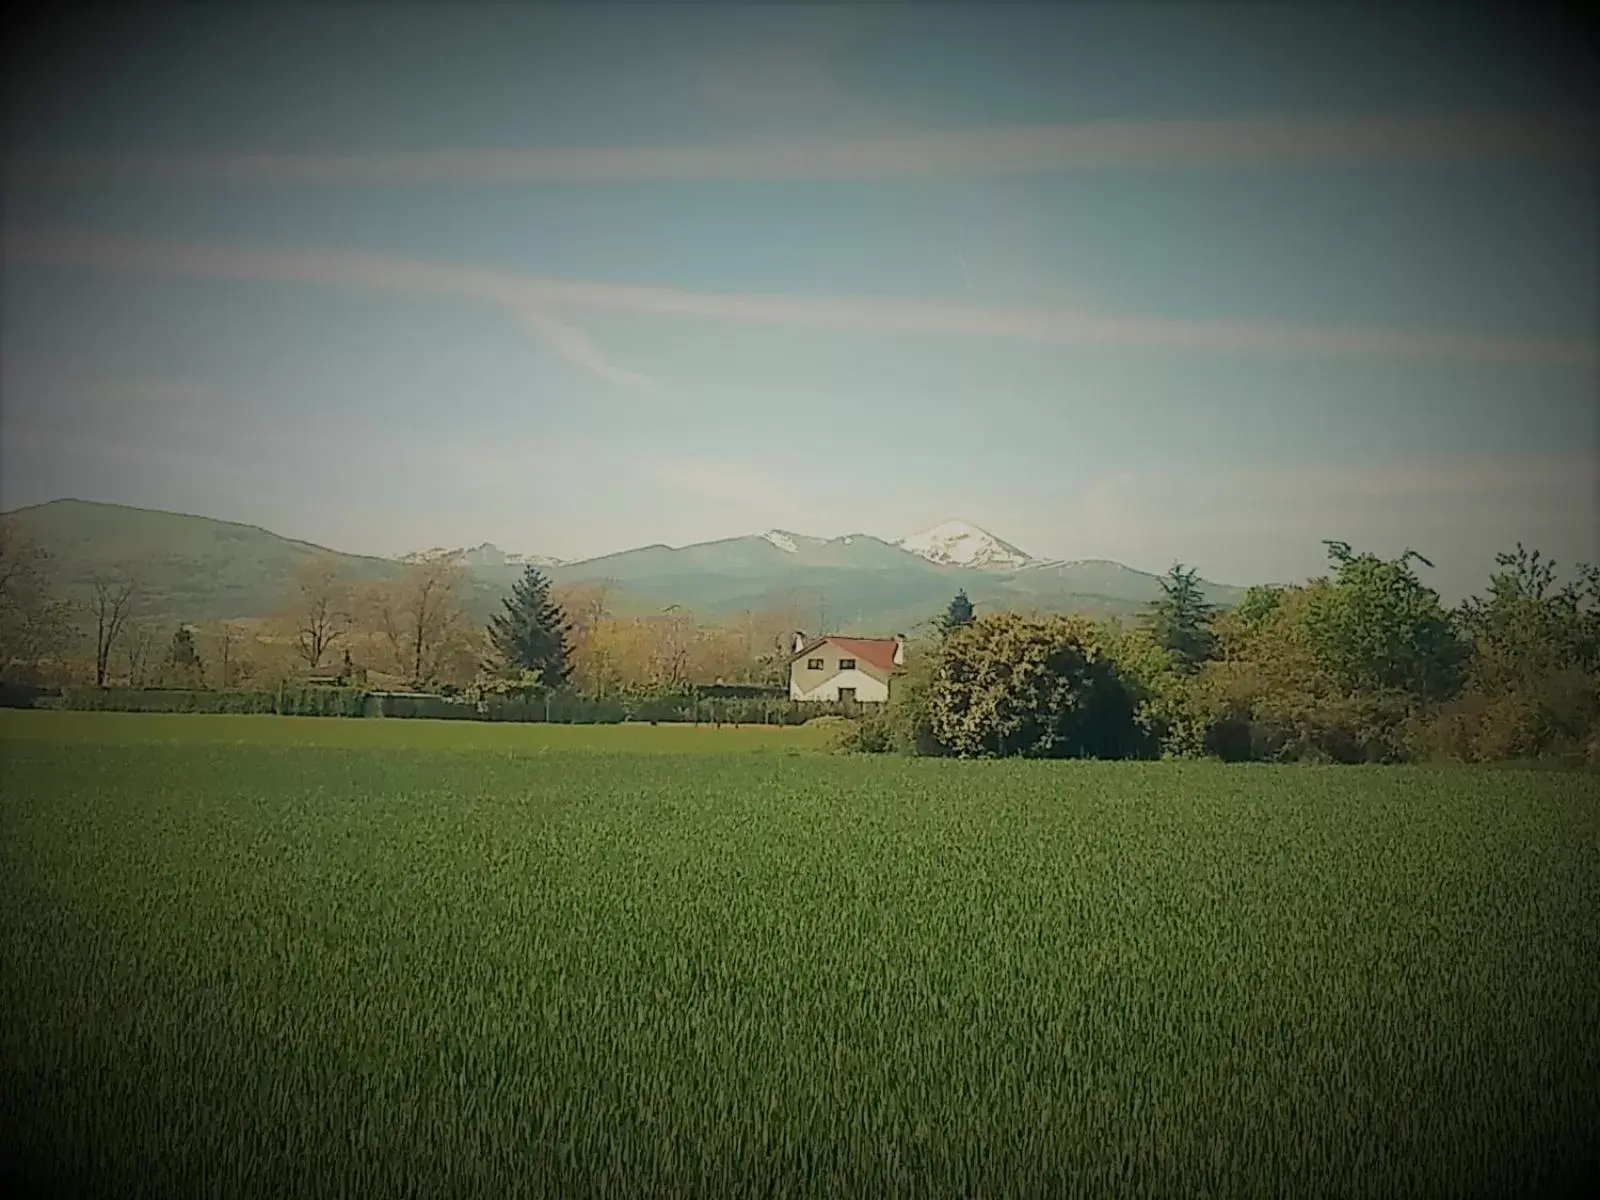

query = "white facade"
[789, 667, 890, 704]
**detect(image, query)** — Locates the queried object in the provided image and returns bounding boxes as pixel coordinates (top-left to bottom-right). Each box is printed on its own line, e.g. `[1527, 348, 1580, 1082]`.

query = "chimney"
[893, 635, 905, 666]
[792, 631, 807, 655]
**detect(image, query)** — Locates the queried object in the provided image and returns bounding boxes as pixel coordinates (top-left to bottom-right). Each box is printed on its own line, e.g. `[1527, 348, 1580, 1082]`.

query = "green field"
[0, 710, 837, 754]
[2, 712, 1597, 1198]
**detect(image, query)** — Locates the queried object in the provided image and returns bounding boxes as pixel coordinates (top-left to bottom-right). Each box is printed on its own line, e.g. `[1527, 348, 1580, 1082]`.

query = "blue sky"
[2, 7, 1595, 599]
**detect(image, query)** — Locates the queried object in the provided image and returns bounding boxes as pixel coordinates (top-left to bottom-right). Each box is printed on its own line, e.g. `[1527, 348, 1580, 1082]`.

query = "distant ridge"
[3, 498, 1251, 631]
[1, 498, 408, 622]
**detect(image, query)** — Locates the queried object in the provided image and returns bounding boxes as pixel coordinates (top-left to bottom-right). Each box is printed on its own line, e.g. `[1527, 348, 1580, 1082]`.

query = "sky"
[2, 6, 1596, 601]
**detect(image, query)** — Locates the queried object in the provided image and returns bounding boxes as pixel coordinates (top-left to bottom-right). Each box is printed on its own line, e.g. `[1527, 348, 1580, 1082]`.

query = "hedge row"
[0, 681, 55, 709]
[25, 687, 864, 725]
[40, 687, 365, 716]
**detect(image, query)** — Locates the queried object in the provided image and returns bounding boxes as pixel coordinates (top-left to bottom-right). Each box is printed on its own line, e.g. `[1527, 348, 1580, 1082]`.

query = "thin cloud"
[5, 115, 1594, 188]
[514, 304, 666, 398]
[0, 230, 661, 395]
[4, 230, 1596, 368]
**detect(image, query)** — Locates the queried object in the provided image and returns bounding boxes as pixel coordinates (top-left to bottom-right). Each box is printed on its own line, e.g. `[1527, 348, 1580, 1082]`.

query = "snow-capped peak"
[762, 530, 800, 553]
[896, 520, 1032, 570]
[398, 542, 565, 568]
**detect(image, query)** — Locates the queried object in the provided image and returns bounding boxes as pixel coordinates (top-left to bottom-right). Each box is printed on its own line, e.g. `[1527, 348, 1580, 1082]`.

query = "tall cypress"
[487, 565, 572, 687]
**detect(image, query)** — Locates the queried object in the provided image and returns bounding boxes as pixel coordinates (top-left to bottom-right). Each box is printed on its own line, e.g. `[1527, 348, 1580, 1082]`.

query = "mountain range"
[2, 500, 1250, 634]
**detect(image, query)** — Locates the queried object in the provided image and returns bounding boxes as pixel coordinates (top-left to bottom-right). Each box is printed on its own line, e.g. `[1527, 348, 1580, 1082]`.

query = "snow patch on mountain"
[896, 521, 1032, 569]
[762, 530, 800, 553]
[400, 542, 565, 568]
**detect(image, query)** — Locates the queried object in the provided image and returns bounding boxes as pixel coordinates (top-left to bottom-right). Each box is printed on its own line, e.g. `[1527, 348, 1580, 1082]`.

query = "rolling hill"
[3, 499, 1251, 633]
[2, 499, 408, 622]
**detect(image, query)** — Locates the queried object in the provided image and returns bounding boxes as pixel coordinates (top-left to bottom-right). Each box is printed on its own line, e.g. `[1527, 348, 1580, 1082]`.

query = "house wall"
[789, 644, 893, 703]
[790, 667, 890, 703]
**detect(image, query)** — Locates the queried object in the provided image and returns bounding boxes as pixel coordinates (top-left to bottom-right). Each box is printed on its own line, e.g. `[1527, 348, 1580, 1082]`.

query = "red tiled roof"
[790, 635, 900, 672]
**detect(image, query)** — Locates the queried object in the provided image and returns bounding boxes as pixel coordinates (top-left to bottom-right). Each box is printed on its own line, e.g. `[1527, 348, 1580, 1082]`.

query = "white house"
[787, 632, 904, 703]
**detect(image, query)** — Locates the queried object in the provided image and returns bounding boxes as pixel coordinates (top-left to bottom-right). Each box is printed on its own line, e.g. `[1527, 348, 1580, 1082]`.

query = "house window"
[806, 658, 824, 670]
[838, 658, 857, 671]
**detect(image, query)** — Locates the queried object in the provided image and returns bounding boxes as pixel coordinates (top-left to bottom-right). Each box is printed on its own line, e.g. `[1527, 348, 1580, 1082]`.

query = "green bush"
[1406, 671, 1600, 765]
[931, 613, 1140, 759]
[802, 714, 858, 753]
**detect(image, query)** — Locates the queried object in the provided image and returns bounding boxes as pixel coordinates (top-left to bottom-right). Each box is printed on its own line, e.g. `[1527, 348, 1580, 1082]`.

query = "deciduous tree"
[644, 609, 695, 690]
[202, 620, 248, 689]
[119, 617, 161, 688]
[286, 556, 351, 670]
[88, 569, 141, 687]
[1303, 541, 1465, 703]
[1414, 545, 1600, 762]
[930, 611, 1138, 759]
[1456, 544, 1600, 690]
[360, 552, 471, 689]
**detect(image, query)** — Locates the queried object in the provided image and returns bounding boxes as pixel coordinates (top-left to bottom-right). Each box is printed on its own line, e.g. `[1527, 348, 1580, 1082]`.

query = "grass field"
[0, 709, 838, 753]
[2, 711, 1597, 1198]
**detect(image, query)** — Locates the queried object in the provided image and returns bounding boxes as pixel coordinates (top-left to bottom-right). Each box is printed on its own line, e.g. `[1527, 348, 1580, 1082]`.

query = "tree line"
[846, 541, 1600, 766]
[0, 529, 804, 700]
[4, 519, 1597, 764]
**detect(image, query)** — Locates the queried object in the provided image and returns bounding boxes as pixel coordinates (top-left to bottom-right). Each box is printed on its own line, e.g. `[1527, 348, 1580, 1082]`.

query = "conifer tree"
[487, 565, 571, 687]
[1142, 563, 1216, 672]
[166, 625, 204, 688]
[940, 589, 976, 637]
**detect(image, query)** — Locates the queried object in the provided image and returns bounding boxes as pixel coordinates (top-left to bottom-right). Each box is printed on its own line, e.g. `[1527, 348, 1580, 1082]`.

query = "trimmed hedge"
[0, 682, 57, 709]
[39, 687, 369, 716]
[364, 693, 478, 721]
[43, 687, 278, 714]
[32, 686, 873, 726]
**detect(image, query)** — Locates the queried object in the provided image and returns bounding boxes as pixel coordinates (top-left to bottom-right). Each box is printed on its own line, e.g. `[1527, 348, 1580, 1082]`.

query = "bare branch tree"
[360, 552, 470, 689]
[647, 608, 695, 689]
[287, 556, 352, 669]
[88, 570, 141, 687]
[204, 620, 242, 689]
[119, 617, 162, 688]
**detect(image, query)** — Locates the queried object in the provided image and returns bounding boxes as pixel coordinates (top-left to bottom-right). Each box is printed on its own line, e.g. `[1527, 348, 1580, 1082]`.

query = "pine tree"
[1141, 563, 1216, 672]
[940, 589, 976, 637]
[487, 565, 571, 687]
